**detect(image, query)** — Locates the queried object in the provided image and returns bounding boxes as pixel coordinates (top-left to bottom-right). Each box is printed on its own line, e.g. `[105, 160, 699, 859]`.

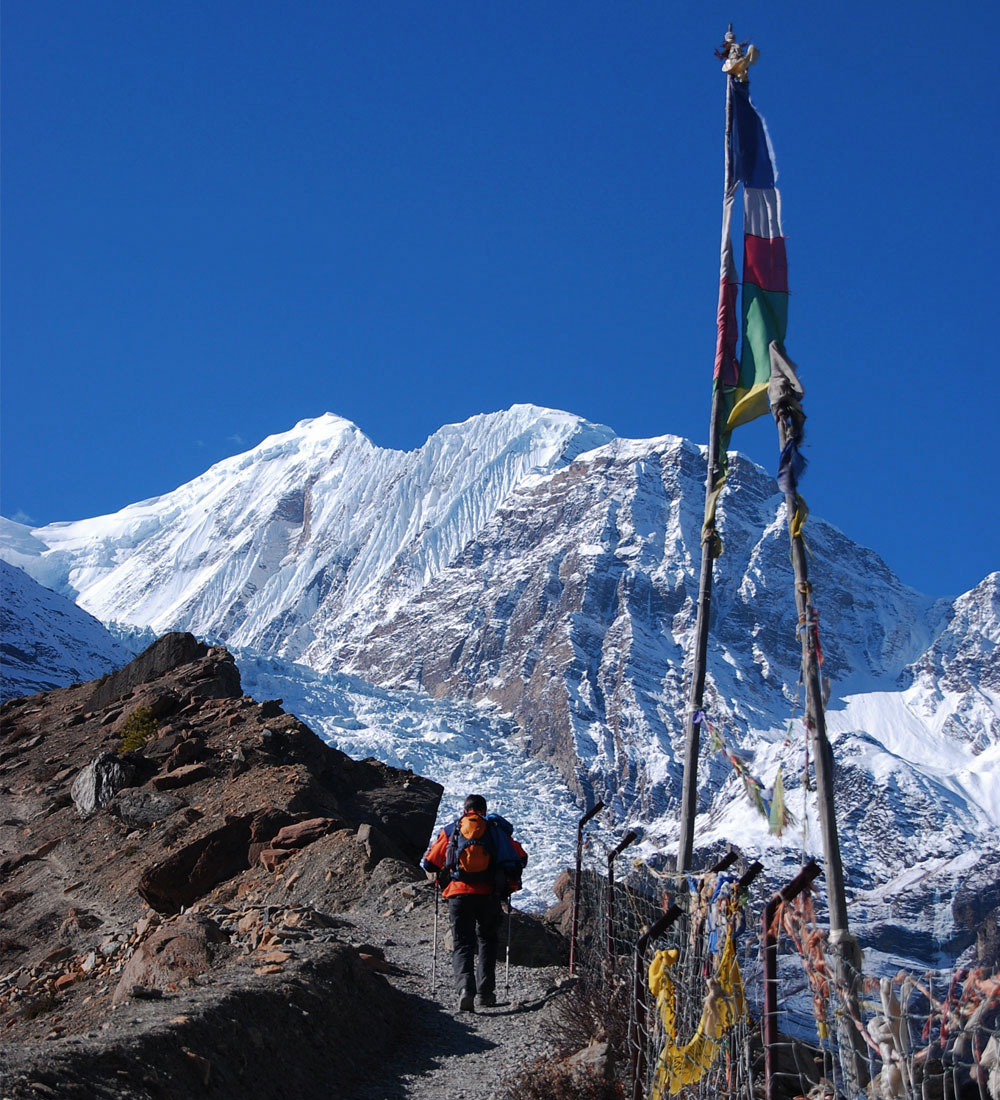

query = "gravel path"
[344, 886, 572, 1100]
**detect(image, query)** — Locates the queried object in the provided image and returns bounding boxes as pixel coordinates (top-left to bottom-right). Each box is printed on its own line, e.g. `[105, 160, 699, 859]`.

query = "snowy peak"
[0, 406, 615, 654]
[2, 405, 998, 963]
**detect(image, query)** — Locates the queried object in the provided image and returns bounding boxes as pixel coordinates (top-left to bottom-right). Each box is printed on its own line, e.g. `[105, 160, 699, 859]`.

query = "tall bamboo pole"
[676, 74, 734, 873]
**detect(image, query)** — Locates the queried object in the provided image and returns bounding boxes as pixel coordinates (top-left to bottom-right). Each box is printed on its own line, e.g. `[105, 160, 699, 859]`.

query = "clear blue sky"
[2, 1, 996, 598]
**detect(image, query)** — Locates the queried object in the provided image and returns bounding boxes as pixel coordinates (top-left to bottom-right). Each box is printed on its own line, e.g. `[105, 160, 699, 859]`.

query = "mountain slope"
[0, 560, 131, 701]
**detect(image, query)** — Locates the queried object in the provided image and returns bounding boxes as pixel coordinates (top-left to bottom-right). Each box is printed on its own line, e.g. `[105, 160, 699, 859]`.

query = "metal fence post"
[631, 904, 683, 1100]
[569, 800, 604, 977]
[763, 860, 822, 1100]
[607, 831, 638, 958]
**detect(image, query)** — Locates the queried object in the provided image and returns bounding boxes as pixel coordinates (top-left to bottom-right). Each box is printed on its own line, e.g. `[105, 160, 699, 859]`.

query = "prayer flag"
[723, 79, 788, 432]
[706, 77, 789, 546]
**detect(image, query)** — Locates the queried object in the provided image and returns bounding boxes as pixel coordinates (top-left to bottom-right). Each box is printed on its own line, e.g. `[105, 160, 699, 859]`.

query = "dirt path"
[345, 887, 571, 1100]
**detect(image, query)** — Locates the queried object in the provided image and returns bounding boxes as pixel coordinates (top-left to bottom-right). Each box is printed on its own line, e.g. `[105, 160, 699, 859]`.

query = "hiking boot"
[457, 992, 475, 1013]
[478, 991, 497, 1008]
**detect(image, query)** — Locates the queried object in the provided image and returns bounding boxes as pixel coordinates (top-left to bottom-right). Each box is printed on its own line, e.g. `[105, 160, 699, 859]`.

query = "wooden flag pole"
[676, 68, 734, 874]
[773, 402, 868, 1090]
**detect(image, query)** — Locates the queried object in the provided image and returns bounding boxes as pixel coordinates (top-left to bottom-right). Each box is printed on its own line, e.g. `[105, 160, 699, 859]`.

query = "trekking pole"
[431, 883, 439, 994]
[504, 898, 513, 1000]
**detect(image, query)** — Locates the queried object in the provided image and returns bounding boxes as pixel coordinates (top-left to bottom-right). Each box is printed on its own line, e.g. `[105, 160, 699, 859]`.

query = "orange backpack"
[444, 812, 495, 882]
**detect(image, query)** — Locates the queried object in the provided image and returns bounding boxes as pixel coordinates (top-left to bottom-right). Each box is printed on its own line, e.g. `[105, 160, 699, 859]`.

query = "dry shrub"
[501, 1056, 624, 1100]
[544, 967, 632, 1061]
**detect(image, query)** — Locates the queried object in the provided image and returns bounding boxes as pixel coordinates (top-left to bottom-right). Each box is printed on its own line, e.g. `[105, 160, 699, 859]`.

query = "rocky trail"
[340, 891, 572, 1100]
[0, 633, 578, 1100]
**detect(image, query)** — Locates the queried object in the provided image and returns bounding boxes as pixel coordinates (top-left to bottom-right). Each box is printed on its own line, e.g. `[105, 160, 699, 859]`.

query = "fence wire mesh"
[576, 836, 764, 1100]
[767, 890, 1000, 1100]
[571, 833, 1000, 1100]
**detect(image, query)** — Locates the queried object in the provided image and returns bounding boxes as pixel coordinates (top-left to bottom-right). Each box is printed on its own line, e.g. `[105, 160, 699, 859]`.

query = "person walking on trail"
[421, 793, 528, 1013]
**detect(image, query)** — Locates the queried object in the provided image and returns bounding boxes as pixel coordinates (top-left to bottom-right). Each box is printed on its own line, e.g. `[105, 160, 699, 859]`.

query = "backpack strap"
[443, 819, 460, 873]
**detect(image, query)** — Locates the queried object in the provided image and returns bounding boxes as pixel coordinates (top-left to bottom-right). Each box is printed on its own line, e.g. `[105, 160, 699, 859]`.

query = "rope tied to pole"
[701, 523, 724, 559]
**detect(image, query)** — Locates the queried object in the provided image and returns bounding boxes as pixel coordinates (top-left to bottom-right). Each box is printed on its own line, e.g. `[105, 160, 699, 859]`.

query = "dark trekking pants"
[448, 894, 501, 997]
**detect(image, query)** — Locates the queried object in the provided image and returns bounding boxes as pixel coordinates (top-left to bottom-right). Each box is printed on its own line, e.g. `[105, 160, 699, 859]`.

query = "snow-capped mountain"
[0, 559, 133, 701]
[2, 406, 997, 959]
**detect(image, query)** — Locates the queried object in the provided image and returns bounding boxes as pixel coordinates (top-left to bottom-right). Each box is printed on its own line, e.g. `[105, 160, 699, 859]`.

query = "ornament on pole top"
[715, 24, 759, 82]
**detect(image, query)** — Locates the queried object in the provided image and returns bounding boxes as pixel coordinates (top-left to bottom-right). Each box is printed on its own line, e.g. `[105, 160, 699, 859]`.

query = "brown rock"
[137, 815, 257, 913]
[255, 949, 291, 964]
[272, 817, 338, 849]
[144, 729, 187, 759]
[112, 914, 226, 1003]
[358, 952, 395, 974]
[151, 763, 214, 790]
[166, 736, 208, 771]
[237, 911, 262, 934]
[259, 847, 293, 873]
[566, 1041, 613, 1081]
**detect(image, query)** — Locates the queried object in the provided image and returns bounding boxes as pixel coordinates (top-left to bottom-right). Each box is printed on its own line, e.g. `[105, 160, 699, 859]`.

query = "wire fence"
[568, 827, 1000, 1100]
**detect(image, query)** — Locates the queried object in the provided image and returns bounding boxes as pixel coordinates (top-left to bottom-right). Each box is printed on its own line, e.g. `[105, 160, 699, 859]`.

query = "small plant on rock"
[118, 705, 158, 754]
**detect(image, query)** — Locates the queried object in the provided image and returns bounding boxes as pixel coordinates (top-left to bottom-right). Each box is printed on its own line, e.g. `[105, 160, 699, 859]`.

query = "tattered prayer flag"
[768, 765, 791, 836]
[725, 79, 787, 433]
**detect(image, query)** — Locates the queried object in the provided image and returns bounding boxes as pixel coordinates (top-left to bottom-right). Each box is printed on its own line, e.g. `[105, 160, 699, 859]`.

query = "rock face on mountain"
[0, 633, 450, 1098]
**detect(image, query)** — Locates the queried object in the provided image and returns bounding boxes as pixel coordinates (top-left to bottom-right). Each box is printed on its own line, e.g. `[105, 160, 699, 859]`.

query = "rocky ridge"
[0, 633, 571, 1098]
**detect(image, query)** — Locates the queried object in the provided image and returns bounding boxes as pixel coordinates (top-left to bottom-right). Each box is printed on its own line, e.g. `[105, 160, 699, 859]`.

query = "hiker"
[421, 793, 527, 1012]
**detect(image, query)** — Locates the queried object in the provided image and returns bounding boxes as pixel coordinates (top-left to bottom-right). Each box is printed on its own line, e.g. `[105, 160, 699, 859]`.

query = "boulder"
[70, 753, 143, 817]
[337, 763, 442, 863]
[137, 815, 257, 913]
[545, 868, 575, 937]
[151, 763, 214, 790]
[108, 788, 186, 828]
[165, 735, 209, 770]
[247, 809, 298, 865]
[272, 816, 342, 849]
[566, 1041, 613, 1081]
[112, 913, 227, 1003]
